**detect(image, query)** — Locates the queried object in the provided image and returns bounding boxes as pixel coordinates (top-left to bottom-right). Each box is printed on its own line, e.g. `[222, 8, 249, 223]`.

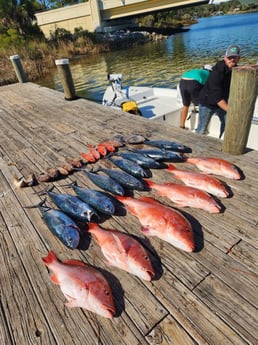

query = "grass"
[0, 39, 110, 86]
[0, 32, 151, 86]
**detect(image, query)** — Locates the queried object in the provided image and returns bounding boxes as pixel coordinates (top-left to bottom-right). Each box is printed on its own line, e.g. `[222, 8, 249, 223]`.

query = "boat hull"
[103, 84, 258, 150]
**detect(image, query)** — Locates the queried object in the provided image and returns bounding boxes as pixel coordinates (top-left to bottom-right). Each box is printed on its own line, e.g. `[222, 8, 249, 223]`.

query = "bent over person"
[196, 44, 241, 137]
[179, 65, 212, 129]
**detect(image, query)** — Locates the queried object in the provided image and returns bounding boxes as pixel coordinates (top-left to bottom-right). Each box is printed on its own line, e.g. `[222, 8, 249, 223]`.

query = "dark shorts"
[179, 79, 203, 106]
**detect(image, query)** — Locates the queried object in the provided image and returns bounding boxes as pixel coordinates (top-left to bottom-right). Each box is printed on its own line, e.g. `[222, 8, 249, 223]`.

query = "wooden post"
[10, 55, 27, 83]
[55, 59, 77, 100]
[222, 65, 258, 155]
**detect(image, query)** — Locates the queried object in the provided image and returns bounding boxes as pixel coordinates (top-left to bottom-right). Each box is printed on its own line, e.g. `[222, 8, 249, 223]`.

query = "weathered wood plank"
[0, 82, 257, 345]
[146, 314, 198, 345]
[193, 274, 258, 344]
[0, 162, 153, 345]
[0, 157, 167, 343]
[149, 267, 250, 345]
[227, 240, 258, 274]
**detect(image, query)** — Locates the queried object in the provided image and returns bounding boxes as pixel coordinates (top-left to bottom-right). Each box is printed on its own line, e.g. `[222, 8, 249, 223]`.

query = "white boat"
[102, 74, 258, 150]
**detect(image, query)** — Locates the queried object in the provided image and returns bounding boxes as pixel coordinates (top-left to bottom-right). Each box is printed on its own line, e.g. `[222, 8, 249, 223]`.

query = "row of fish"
[37, 137, 242, 319]
[13, 136, 192, 187]
[14, 140, 124, 187]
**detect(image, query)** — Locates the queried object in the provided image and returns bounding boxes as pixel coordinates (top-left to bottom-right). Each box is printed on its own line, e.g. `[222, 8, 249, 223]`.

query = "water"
[38, 12, 258, 103]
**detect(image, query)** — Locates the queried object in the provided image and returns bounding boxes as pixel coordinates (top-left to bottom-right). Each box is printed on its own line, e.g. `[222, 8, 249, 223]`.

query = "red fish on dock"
[88, 223, 155, 281]
[166, 164, 229, 198]
[42, 251, 116, 319]
[116, 196, 195, 252]
[185, 157, 241, 180]
[80, 152, 96, 163]
[98, 140, 123, 152]
[88, 144, 101, 160]
[145, 179, 221, 213]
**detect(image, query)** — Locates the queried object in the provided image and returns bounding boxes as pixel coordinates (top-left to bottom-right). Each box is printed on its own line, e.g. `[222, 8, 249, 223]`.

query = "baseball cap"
[225, 45, 240, 58]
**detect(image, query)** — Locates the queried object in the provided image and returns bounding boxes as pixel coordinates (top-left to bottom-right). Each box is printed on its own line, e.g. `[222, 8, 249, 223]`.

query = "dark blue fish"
[26, 201, 80, 249]
[144, 139, 192, 153]
[117, 151, 162, 169]
[108, 156, 150, 178]
[98, 167, 145, 191]
[130, 148, 184, 162]
[83, 170, 125, 196]
[69, 183, 115, 216]
[46, 191, 98, 222]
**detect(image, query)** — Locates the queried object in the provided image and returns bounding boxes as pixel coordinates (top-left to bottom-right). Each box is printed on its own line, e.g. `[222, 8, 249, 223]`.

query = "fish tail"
[37, 185, 55, 196]
[42, 250, 58, 265]
[115, 195, 124, 203]
[24, 197, 48, 211]
[87, 222, 100, 233]
[144, 179, 154, 188]
[60, 181, 77, 188]
[167, 164, 176, 171]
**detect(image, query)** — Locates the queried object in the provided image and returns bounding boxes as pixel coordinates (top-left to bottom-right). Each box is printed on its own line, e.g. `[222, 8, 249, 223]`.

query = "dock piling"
[222, 65, 258, 155]
[55, 59, 77, 100]
[10, 55, 27, 83]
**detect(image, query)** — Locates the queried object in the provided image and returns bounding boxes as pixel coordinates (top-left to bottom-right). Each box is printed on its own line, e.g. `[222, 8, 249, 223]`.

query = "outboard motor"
[103, 74, 141, 115]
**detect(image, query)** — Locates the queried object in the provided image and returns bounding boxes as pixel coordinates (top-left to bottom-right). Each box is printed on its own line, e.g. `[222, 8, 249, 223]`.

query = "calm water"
[38, 12, 258, 103]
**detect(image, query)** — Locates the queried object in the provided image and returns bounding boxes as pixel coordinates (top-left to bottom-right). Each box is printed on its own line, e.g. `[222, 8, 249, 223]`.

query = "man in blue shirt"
[179, 65, 212, 129]
[196, 45, 241, 137]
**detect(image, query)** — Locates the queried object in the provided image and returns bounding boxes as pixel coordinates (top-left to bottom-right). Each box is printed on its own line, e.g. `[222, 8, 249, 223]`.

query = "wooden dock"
[0, 82, 257, 345]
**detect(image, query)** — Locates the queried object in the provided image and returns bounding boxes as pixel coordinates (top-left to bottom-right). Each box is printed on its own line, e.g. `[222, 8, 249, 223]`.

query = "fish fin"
[70, 224, 80, 231]
[50, 273, 61, 284]
[64, 294, 80, 308]
[87, 222, 99, 232]
[42, 250, 58, 265]
[63, 259, 87, 267]
[65, 300, 78, 308]
[112, 233, 128, 254]
[139, 196, 160, 205]
[141, 226, 151, 234]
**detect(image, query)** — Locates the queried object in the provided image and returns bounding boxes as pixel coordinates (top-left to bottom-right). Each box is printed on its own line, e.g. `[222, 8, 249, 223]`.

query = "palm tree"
[0, 0, 39, 35]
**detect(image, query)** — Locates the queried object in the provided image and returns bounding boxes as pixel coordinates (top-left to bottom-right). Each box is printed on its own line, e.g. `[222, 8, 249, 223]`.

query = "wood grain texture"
[0, 82, 257, 345]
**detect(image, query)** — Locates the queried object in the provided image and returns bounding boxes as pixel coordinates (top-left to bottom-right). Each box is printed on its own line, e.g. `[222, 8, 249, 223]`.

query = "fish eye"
[105, 291, 110, 296]
[68, 237, 73, 245]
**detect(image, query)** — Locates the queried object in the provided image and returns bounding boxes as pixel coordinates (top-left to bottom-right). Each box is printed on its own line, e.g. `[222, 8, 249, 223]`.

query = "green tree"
[46, 0, 86, 8]
[0, 0, 44, 48]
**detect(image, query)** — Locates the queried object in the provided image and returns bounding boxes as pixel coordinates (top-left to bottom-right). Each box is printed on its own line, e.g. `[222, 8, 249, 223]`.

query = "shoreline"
[0, 27, 186, 87]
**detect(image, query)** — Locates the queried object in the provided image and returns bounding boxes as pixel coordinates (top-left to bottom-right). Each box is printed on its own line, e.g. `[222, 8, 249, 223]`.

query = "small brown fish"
[13, 173, 37, 188]
[80, 152, 96, 163]
[89, 144, 101, 160]
[97, 144, 108, 156]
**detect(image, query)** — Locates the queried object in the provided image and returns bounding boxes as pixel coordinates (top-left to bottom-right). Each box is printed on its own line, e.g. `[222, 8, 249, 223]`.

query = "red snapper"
[88, 223, 155, 281]
[42, 251, 116, 319]
[116, 196, 195, 252]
